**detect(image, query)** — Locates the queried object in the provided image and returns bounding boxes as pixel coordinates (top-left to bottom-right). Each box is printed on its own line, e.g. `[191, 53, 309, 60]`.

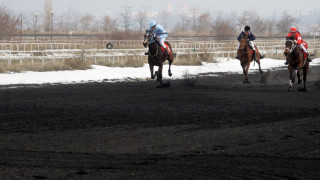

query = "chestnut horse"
[239, 33, 263, 83]
[284, 36, 309, 91]
[143, 31, 174, 87]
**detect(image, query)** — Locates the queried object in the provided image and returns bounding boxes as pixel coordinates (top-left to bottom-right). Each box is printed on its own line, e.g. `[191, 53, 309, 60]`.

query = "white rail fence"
[1, 40, 320, 67]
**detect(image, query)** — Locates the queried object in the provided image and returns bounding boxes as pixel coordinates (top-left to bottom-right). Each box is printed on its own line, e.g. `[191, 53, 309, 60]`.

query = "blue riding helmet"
[149, 20, 156, 28]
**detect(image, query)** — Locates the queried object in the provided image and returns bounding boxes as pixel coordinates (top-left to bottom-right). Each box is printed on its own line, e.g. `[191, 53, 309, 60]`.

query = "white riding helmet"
[149, 20, 156, 28]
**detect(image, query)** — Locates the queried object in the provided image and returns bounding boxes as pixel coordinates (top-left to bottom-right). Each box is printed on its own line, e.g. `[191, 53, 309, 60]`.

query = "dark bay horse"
[284, 36, 309, 91]
[239, 33, 263, 83]
[143, 31, 174, 87]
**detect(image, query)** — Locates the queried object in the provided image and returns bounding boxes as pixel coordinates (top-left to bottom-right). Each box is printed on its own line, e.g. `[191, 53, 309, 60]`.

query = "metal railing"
[1, 39, 319, 67]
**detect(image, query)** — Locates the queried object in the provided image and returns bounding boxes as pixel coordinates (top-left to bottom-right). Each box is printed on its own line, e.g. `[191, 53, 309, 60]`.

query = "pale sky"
[1, 0, 319, 17]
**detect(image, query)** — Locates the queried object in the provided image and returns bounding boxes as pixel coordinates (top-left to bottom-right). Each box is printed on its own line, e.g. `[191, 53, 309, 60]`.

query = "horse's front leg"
[157, 64, 163, 88]
[243, 61, 251, 83]
[297, 70, 302, 84]
[168, 60, 173, 77]
[149, 63, 155, 79]
[292, 67, 298, 83]
[302, 65, 309, 91]
[288, 65, 294, 91]
[256, 58, 263, 74]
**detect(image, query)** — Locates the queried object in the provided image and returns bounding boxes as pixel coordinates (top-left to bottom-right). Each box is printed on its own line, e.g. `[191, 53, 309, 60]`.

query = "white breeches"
[238, 41, 255, 50]
[157, 37, 166, 48]
[299, 44, 308, 54]
[249, 41, 255, 50]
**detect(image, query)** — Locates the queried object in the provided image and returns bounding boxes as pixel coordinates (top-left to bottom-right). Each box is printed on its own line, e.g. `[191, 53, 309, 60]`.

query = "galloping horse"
[238, 33, 263, 83]
[284, 36, 309, 91]
[143, 31, 174, 87]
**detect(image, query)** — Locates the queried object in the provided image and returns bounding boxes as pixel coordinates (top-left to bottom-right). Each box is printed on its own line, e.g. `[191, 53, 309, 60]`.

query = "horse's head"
[143, 30, 155, 48]
[239, 33, 248, 51]
[284, 36, 296, 56]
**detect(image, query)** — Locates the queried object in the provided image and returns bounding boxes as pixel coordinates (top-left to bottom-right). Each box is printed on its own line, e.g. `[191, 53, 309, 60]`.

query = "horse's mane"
[286, 35, 294, 41]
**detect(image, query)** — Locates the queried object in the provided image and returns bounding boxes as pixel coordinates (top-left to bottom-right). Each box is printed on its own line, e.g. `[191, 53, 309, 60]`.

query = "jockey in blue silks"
[145, 20, 169, 56]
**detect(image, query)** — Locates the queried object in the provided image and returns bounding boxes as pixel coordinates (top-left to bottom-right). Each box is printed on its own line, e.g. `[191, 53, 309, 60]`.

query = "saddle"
[246, 42, 259, 55]
[159, 42, 172, 56]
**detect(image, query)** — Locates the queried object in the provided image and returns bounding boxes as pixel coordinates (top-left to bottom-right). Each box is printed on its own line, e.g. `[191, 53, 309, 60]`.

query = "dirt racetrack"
[0, 65, 320, 179]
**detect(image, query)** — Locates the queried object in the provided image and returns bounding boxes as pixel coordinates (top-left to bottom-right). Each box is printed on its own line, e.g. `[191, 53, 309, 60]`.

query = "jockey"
[145, 20, 169, 56]
[284, 26, 312, 65]
[236, 25, 257, 61]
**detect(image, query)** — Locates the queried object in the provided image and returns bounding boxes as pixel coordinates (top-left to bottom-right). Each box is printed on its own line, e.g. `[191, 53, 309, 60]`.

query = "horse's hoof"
[243, 79, 251, 84]
[288, 86, 293, 91]
[298, 87, 307, 92]
[260, 70, 263, 74]
[169, 72, 172, 77]
[298, 80, 302, 84]
[151, 76, 155, 79]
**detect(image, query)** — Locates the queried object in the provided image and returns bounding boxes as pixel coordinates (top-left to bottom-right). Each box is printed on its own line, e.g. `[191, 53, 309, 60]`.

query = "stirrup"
[307, 57, 312, 62]
[144, 52, 149, 55]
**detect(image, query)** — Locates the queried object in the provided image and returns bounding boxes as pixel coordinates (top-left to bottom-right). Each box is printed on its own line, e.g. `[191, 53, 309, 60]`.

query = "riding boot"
[284, 60, 289, 65]
[306, 54, 312, 62]
[165, 48, 169, 57]
[144, 51, 149, 55]
[253, 50, 257, 62]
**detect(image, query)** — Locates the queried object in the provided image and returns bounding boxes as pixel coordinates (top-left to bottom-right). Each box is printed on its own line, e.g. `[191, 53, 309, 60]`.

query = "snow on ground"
[0, 58, 319, 85]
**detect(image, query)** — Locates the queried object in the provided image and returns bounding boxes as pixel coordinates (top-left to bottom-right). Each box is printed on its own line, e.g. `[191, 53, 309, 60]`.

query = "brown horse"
[284, 36, 309, 91]
[143, 31, 174, 87]
[238, 33, 263, 83]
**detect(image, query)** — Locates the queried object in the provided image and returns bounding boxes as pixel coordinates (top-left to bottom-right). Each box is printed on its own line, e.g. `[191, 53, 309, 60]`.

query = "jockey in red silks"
[284, 26, 312, 65]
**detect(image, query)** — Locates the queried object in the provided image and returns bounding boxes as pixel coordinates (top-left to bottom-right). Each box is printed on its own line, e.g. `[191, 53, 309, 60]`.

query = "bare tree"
[197, 11, 212, 34]
[159, 9, 170, 29]
[136, 10, 147, 33]
[190, 8, 200, 33]
[0, 6, 20, 39]
[120, 6, 132, 33]
[178, 12, 190, 33]
[103, 16, 118, 32]
[276, 11, 296, 35]
[44, 0, 52, 32]
[80, 14, 94, 32]
[212, 15, 234, 39]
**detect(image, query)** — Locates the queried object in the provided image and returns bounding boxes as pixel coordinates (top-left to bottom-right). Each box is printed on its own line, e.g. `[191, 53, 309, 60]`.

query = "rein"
[148, 43, 159, 57]
[286, 39, 307, 69]
[145, 32, 159, 57]
[285, 39, 297, 54]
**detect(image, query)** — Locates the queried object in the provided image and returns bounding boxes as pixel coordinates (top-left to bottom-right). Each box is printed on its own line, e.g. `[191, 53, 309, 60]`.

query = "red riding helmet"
[290, 26, 297, 32]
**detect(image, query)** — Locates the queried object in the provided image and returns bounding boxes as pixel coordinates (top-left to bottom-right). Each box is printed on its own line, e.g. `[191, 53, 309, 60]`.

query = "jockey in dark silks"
[236, 25, 257, 61]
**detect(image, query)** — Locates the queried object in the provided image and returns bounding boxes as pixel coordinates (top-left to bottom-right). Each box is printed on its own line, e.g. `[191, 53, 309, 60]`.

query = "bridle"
[144, 31, 158, 57]
[239, 35, 249, 53]
[285, 39, 297, 54]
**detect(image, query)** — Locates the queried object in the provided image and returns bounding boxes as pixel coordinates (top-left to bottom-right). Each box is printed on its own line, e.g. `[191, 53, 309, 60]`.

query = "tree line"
[0, 3, 319, 40]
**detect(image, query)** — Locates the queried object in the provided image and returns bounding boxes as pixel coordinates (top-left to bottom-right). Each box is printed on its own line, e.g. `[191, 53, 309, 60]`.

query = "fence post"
[42, 52, 45, 67]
